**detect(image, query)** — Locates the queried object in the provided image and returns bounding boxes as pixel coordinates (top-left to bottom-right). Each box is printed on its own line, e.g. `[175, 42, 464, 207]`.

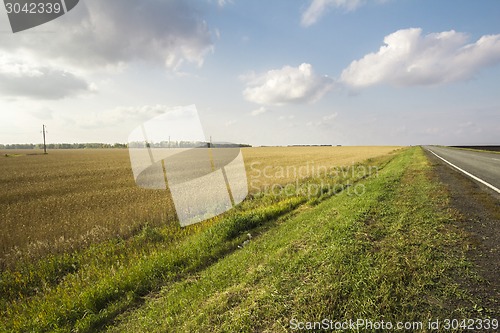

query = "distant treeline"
[0, 143, 128, 149]
[1, 142, 252, 149]
[128, 141, 252, 148]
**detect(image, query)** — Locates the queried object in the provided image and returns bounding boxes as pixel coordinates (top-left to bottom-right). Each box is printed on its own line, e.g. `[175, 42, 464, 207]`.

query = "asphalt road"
[423, 146, 500, 194]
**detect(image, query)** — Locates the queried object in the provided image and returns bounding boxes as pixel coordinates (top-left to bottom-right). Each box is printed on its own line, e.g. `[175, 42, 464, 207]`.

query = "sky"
[0, 0, 499, 146]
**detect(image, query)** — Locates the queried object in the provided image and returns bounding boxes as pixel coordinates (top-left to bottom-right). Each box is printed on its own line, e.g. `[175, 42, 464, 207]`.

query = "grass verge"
[107, 147, 476, 332]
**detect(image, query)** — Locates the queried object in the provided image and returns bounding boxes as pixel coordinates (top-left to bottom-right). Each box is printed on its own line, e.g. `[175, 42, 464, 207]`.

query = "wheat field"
[0, 146, 399, 267]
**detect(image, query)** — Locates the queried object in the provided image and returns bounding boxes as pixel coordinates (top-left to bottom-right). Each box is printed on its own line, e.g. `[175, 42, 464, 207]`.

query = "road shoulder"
[425, 149, 500, 316]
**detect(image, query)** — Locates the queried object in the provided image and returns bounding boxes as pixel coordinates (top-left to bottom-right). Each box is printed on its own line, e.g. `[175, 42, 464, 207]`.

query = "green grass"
[0, 147, 478, 332]
[106, 147, 474, 332]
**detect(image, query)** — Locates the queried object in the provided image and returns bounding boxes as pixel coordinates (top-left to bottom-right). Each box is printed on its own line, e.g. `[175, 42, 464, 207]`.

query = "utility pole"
[42, 124, 47, 154]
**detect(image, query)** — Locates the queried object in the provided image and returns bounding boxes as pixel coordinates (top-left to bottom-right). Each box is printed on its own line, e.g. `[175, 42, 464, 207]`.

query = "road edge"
[423, 147, 500, 317]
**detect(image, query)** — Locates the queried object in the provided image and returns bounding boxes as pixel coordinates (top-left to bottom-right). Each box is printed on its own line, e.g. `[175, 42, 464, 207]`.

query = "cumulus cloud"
[0, 57, 91, 99]
[78, 104, 183, 129]
[301, 0, 371, 27]
[243, 63, 334, 105]
[306, 113, 338, 127]
[0, 0, 213, 71]
[250, 107, 268, 116]
[340, 28, 500, 88]
[30, 108, 54, 120]
[217, 0, 233, 7]
[225, 120, 237, 127]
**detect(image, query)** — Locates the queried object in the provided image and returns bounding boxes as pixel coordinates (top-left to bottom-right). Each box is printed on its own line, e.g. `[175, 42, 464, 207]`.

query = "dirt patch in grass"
[425, 149, 500, 316]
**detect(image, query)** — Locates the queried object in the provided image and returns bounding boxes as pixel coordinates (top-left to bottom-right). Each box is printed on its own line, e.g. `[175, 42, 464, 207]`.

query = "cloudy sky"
[1, 0, 499, 146]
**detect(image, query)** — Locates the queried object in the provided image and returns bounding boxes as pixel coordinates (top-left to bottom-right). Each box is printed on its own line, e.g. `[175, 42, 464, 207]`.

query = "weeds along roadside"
[0, 151, 398, 332]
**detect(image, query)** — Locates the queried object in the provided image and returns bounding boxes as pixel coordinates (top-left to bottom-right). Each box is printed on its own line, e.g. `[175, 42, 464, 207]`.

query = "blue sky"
[0, 0, 499, 146]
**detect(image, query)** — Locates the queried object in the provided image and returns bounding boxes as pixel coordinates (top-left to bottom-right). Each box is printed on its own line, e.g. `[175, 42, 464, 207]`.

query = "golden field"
[0, 146, 399, 267]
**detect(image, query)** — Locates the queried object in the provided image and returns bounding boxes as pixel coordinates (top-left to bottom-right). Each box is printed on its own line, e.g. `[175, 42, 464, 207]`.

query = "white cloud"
[0, 57, 91, 99]
[79, 105, 176, 129]
[340, 28, 500, 88]
[0, 0, 214, 71]
[217, 0, 233, 7]
[301, 0, 364, 27]
[30, 108, 54, 120]
[243, 63, 334, 105]
[250, 107, 268, 116]
[322, 113, 338, 121]
[306, 112, 338, 127]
